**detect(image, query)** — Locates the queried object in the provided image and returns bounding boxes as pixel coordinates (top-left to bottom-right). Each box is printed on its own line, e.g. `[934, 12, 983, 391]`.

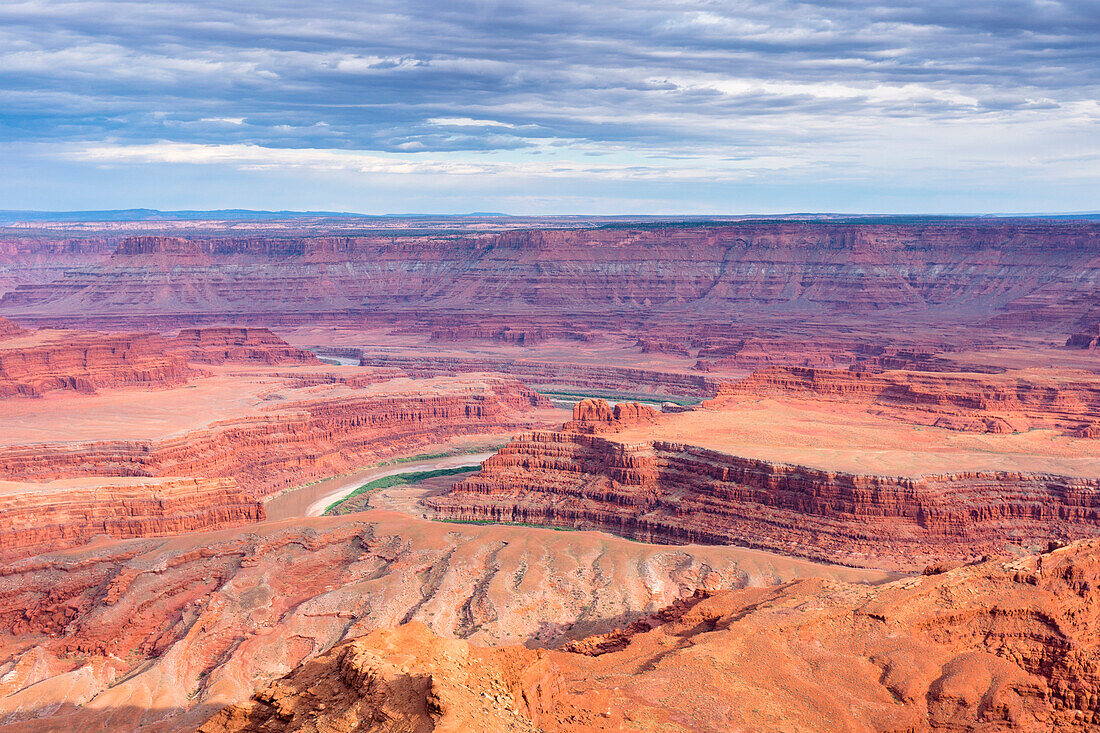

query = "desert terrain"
[1, 216, 1100, 730]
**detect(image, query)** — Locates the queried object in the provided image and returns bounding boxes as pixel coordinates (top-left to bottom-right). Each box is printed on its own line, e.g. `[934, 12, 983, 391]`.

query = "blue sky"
[1, 0, 1097, 214]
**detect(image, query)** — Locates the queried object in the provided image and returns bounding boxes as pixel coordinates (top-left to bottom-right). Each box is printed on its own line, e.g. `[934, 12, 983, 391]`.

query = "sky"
[0, 0, 1097, 214]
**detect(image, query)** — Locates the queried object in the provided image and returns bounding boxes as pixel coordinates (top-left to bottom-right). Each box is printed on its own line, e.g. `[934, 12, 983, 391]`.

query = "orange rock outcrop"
[720, 365, 1100, 435]
[429, 401, 1100, 571]
[0, 378, 549, 503]
[200, 539, 1100, 732]
[0, 330, 196, 398]
[0, 326, 316, 398]
[0, 317, 24, 340]
[563, 397, 659, 433]
[0, 476, 263, 562]
[0, 513, 880, 731]
[169, 327, 319, 364]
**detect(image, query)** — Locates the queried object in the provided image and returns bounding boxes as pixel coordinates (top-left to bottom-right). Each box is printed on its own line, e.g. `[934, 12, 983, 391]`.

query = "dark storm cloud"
[1, 0, 1096, 154]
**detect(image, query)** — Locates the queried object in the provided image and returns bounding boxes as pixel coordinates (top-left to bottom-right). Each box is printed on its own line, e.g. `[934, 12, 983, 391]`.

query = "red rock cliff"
[0, 378, 551, 498]
[719, 365, 1100, 435]
[169, 327, 319, 364]
[0, 331, 195, 397]
[5, 221, 1100, 332]
[429, 426, 1100, 570]
[0, 476, 264, 563]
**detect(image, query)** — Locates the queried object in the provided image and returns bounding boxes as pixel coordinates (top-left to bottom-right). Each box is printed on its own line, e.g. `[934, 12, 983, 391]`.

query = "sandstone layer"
[0, 330, 195, 398]
[0, 376, 548, 492]
[200, 539, 1100, 732]
[355, 353, 722, 398]
[0, 318, 24, 340]
[169, 327, 319, 365]
[0, 318, 557, 562]
[0, 512, 890, 732]
[3, 222, 1099, 337]
[430, 400, 1100, 570]
[0, 326, 316, 398]
[722, 365, 1100, 435]
[0, 476, 263, 562]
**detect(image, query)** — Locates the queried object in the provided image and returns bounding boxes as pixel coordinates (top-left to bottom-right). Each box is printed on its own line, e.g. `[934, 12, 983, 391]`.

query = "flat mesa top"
[611, 396, 1100, 479]
[0, 368, 532, 446]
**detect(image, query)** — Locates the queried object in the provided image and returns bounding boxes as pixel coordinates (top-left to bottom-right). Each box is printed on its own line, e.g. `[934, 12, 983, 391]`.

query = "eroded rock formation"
[4, 221, 1100, 333]
[168, 327, 319, 364]
[199, 539, 1100, 732]
[0, 326, 316, 398]
[720, 365, 1100, 434]
[0, 318, 23, 340]
[0, 476, 263, 562]
[0, 378, 550, 502]
[563, 398, 659, 433]
[356, 354, 721, 397]
[429, 401, 1100, 570]
[0, 330, 195, 398]
[0, 513, 885, 732]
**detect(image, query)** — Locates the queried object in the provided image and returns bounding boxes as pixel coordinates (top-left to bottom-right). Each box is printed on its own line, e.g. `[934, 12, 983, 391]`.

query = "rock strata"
[0, 331, 195, 398]
[721, 365, 1100, 434]
[356, 354, 721, 397]
[0, 514, 884, 732]
[169, 327, 319, 364]
[0, 317, 24, 340]
[0, 378, 550, 502]
[198, 539, 1100, 732]
[5, 221, 1100, 332]
[0, 326, 316, 398]
[429, 401, 1100, 570]
[0, 476, 263, 562]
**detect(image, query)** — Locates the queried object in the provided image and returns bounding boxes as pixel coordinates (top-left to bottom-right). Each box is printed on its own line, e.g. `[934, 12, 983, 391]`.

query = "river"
[263, 451, 496, 521]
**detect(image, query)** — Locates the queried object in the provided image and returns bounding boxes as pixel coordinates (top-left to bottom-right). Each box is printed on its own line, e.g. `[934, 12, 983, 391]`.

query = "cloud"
[69, 141, 809, 181]
[0, 0, 1096, 211]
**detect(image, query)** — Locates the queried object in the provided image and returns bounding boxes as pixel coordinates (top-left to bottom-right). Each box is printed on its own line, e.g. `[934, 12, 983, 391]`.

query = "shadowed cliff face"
[3, 221, 1100, 331]
[199, 539, 1100, 732]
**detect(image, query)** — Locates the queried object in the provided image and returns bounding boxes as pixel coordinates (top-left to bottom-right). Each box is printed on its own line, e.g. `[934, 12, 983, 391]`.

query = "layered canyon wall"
[720, 365, 1100, 435]
[3, 222, 1100, 334]
[0, 331, 196, 398]
[0, 379, 549, 499]
[430, 401, 1100, 570]
[168, 327, 319, 364]
[355, 353, 722, 397]
[0, 325, 318, 398]
[0, 477, 263, 562]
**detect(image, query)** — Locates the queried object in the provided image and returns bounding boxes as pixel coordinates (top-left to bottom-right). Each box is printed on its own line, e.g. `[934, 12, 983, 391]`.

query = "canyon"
[430, 407, 1100, 570]
[2, 215, 1100, 731]
[0, 320, 558, 562]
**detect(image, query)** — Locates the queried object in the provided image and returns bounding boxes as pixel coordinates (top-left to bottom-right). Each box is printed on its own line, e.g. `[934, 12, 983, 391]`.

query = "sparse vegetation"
[436, 518, 580, 532]
[324, 465, 480, 515]
[536, 389, 700, 407]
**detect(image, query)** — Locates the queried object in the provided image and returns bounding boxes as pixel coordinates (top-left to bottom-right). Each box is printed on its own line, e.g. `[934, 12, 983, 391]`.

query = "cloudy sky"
[1, 0, 1097, 214]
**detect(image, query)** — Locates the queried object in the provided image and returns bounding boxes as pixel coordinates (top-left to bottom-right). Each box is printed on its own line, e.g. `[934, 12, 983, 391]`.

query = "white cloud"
[427, 117, 516, 128]
[68, 141, 809, 181]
